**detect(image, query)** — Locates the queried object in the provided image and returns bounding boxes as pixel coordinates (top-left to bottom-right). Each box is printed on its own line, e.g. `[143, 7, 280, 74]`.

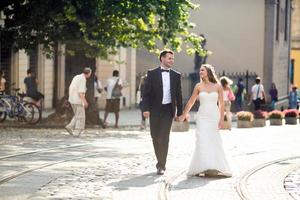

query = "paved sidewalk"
[43, 108, 234, 127]
[2, 105, 240, 129]
[0, 108, 199, 128]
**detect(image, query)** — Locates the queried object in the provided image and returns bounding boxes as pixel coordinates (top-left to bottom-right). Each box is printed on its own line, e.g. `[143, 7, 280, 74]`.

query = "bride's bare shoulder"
[195, 82, 202, 87]
[215, 83, 223, 91]
[195, 83, 203, 90]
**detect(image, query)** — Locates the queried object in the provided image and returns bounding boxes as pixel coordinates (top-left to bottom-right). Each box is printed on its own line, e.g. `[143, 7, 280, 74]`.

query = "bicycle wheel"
[21, 102, 41, 125]
[0, 101, 7, 122]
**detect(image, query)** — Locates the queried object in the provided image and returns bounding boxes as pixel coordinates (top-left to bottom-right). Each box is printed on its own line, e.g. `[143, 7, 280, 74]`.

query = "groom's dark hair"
[159, 50, 174, 61]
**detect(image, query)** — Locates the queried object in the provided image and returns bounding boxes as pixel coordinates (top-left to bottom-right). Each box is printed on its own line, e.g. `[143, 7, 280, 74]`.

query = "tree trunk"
[85, 73, 104, 126]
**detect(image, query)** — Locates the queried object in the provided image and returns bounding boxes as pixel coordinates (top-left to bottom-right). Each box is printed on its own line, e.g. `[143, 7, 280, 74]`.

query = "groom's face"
[161, 53, 174, 68]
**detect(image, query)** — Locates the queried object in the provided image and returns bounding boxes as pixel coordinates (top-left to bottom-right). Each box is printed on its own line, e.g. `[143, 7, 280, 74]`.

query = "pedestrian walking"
[103, 70, 123, 128]
[269, 83, 278, 111]
[65, 67, 92, 136]
[248, 77, 266, 110]
[234, 78, 245, 112]
[137, 74, 147, 130]
[289, 85, 298, 109]
[141, 50, 183, 175]
[220, 76, 235, 130]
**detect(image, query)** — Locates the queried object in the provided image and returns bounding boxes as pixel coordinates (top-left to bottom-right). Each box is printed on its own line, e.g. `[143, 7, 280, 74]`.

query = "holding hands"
[143, 111, 150, 118]
[178, 113, 189, 122]
[218, 120, 224, 129]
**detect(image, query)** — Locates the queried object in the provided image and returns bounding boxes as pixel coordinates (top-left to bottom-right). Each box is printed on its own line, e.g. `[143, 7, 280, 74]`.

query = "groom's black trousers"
[149, 103, 173, 170]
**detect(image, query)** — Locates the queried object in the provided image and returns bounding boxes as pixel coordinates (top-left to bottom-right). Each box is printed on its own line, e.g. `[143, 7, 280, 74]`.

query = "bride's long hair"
[201, 64, 218, 84]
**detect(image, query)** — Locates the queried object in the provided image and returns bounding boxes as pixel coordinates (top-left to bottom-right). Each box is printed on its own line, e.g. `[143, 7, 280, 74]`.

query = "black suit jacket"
[141, 67, 183, 117]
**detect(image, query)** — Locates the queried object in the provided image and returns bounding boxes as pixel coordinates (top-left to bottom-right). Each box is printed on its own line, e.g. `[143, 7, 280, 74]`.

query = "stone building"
[137, 0, 292, 103]
[0, 41, 136, 110]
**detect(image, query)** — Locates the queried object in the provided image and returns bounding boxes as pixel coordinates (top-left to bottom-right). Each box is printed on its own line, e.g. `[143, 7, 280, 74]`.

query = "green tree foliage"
[1, 0, 206, 58]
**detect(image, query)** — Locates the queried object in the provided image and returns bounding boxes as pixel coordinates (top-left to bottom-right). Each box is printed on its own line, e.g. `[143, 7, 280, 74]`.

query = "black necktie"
[161, 69, 170, 73]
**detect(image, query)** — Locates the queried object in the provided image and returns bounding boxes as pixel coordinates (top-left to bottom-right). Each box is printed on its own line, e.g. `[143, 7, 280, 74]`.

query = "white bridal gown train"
[187, 91, 231, 176]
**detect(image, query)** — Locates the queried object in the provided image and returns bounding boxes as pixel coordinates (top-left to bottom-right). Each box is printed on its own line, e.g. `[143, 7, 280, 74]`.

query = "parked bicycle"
[0, 88, 41, 125]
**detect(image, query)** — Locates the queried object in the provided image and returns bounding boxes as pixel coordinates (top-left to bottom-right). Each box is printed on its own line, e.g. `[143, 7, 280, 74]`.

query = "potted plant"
[284, 109, 299, 125]
[252, 110, 267, 127]
[236, 111, 253, 128]
[268, 110, 284, 125]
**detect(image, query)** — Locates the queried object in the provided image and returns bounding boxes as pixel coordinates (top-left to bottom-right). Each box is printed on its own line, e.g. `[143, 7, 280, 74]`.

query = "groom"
[141, 50, 183, 175]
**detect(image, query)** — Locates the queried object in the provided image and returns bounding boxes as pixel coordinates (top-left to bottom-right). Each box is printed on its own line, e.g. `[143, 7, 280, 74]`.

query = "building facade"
[291, 0, 300, 87]
[136, 0, 292, 102]
[1, 1, 294, 110]
[0, 43, 136, 110]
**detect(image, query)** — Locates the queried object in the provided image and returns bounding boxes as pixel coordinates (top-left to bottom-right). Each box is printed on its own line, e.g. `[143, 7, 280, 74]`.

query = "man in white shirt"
[103, 70, 123, 128]
[65, 67, 92, 136]
[249, 77, 266, 110]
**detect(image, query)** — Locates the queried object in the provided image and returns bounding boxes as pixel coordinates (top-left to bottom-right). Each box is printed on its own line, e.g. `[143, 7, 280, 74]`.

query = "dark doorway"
[290, 59, 295, 84]
[0, 44, 12, 93]
[65, 53, 96, 93]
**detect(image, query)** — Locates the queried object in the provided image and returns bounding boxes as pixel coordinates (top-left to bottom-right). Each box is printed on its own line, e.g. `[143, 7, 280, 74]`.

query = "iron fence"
[137, 70, 258, 111]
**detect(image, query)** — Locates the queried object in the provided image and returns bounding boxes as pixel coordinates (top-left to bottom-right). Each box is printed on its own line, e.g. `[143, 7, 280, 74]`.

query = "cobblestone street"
[1, 123, 300, 200]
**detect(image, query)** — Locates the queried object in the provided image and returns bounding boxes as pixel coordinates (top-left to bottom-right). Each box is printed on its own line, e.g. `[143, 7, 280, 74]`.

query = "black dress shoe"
[157, 169, 165, 175]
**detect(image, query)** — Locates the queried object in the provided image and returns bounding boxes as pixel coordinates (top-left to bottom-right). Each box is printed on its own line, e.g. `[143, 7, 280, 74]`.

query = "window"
[276, 0, 280, 41]
[290, 59, 294, 84]
[284, 0, 289, 41]
[0, 45, 11, 93]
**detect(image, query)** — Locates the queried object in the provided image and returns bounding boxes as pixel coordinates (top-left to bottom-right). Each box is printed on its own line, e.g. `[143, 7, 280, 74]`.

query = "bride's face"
[199, 67, 207, 79]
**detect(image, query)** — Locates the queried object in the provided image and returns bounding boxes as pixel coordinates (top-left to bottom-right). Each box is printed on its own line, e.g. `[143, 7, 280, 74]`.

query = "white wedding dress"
[187, 91, 231, 176]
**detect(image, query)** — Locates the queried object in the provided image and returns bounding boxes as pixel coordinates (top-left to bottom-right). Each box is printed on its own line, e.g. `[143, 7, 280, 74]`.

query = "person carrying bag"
[112, 78, 122, 98]
[249, 77, 266, 110]
[103, 70, 123, 128]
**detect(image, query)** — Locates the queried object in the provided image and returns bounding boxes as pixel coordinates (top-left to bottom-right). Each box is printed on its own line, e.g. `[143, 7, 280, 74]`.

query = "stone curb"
[0, 122, 141, 130]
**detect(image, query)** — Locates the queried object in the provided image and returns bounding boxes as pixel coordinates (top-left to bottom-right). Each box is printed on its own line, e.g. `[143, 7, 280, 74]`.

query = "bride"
[179, 64, 232, 177]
